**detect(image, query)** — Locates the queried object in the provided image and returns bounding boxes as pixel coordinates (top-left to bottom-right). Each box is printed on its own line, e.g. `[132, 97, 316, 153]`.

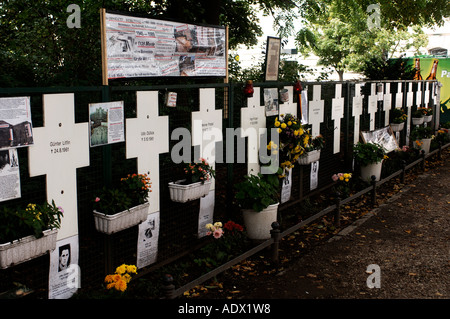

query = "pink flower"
[332, 174, 338, 182]
[95, 197, 100, 202]
[57, 206, 64, 213]
[213, 228, 223, 239]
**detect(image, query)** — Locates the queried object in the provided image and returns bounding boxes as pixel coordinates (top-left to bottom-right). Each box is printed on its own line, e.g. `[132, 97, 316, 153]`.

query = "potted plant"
[0, 200, 63, 269]
[168, 158, 215, 203]
[411, 108, 425, 125]
[269, 113, 308, 172]
[411, 126, 433, 154]
[331, 173, 353, 198]
[353, 142, 387, 182]
[421, 107, 433, 122]
[389, 108, 407, 132]
[234, 172, 280, 240]
[298, 134, 325, 165]
[93, 173, 151, 234]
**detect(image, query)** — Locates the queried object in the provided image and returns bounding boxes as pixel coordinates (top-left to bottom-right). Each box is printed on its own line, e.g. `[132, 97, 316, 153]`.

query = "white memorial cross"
[308, 85, 324, 137]
[192, 88, 223, 190]
[383, 83, 392, 126]
[278, 86, 297, 117]
[240, 87, 266, 175]
[423, 82, 430, 107]
[126, 91, 169, 214]
[395, 82, 403, 109]
[28, 93, 89, 240]
[406, 82, 414, 144]
[416, 82, 423, 109]
[368, 83, 378, 131]
[331, 84, 344, 154]
[353, 83, 364, 144]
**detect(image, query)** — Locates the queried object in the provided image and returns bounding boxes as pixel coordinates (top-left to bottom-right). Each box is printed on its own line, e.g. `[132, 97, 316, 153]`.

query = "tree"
[0, 0, 305, 87]
[295, 1, 431, 80]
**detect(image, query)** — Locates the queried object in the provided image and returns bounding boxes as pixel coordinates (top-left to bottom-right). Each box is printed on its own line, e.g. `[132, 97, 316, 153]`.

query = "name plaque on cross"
[352, 83, 364, 144]
[383, 83, 392, 126]
[241, 87, 266, 175]
[28, 93, 90, 240]
[331, 84, 344, 154]
[308, 85, 324, 137]
[368, 83, 377, 131]
[126, 91, 169, 214]
[192, 88, 223, 190]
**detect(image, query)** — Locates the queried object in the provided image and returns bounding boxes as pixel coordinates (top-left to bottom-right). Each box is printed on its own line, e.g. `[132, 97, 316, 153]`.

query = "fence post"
[438, 141, 442, 160]
[420, 150, 426, 171]
[162, 274, 176, 299]
[334, 192, 341, 227]
[270, 222, 280, 267]
[371, 175, 377, 206]
[401, 160, 406, 184]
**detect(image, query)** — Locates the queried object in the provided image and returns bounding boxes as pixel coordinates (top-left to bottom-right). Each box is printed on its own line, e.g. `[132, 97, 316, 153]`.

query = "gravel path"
[241, 154, 450, 299]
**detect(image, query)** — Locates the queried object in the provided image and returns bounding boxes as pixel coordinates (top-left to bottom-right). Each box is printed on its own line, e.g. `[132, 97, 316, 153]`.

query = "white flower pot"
[418, 138, 432, 155]
[360, 161, 383, 182]
[0, 228, 58, 269]
[423, 115, 432, 123]
[168, 179, 212, 203]
[390, 122, 404, 132]
[297, 149, 321, 165]
[242, 203, 279, 240]
[412, 117, 424, 125]
[93, 202, 149, 234]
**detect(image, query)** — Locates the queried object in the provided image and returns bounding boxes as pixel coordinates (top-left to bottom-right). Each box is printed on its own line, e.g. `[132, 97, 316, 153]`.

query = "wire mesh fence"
[0, 79, 440, 297]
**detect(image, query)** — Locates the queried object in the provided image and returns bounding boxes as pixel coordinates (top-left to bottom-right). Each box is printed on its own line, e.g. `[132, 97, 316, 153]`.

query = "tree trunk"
[337, 70, 344, 81]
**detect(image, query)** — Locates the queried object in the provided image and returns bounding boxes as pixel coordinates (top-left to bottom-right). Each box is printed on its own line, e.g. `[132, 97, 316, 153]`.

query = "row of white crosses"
[28, 83, 433, 242]
[28, 89, 222, 241]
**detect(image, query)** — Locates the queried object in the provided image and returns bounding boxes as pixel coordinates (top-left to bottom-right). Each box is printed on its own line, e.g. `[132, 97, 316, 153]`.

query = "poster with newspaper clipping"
[103, 11, 226, 80]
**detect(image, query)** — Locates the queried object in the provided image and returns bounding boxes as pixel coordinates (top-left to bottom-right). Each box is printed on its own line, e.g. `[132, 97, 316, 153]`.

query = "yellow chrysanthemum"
[116, 264, 127, 275]
[281, 123, 287, 129]
[274, 121, 281, 127]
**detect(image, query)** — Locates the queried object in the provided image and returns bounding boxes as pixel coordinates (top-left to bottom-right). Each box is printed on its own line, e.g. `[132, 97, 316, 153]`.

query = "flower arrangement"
[305, 134, 325, 152]
[205, 222, 224, 239]
[331, 173, 352, 197]
[93, 173, 151, 215]
[195, 220, 246, 270]
[269, 113, 310, 171]
[183, 158, 215, 184]
[390, 108, 407, 124]
[0, 200, 63, 243]
[412, 108, 426, 118]
[104, 264, 137, 292]
[410, 126, 433, 141]
[234, 172, 280, 212]
[353, 142, 387, 166]
[421, 107, 433, 116]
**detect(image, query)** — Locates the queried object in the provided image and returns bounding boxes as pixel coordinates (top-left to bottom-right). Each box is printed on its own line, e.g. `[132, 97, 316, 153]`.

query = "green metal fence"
[0, 79, 440, 297]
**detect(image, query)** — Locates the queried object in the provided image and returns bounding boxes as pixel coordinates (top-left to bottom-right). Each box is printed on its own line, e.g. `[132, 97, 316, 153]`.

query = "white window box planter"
[390, 122, 404, 132]
[0, 228, 58, 269]
[168, 179, 212, 203]
[412, 117, 424, 125]
[297, 149, 321, 165]
[423, 115, 432, 123]
[93, 202, 149, 235]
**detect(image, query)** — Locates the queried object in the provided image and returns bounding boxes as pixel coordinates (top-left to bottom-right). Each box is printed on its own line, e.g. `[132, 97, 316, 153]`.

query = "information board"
[101, 10, 226, 82]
